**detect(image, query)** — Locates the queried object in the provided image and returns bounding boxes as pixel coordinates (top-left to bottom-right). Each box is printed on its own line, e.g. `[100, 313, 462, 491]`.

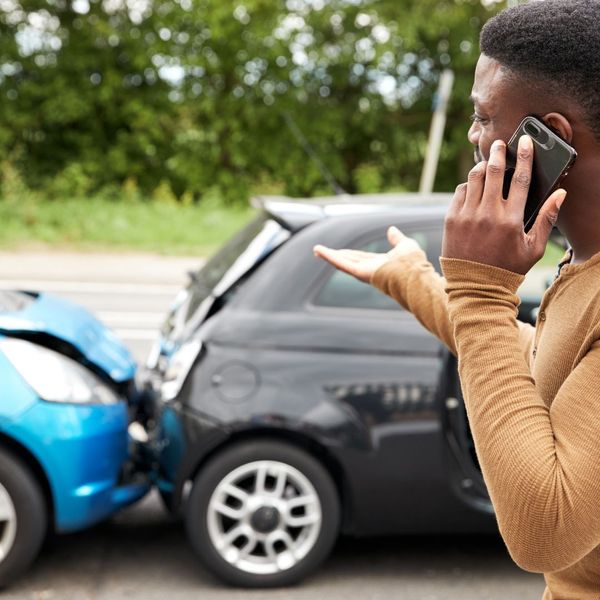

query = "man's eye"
[469, 113, 489, 124]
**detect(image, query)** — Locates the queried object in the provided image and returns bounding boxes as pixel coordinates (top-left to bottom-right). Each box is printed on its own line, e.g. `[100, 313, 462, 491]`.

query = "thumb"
[528, 188, 567, 252]
[387, 225, 405, 246]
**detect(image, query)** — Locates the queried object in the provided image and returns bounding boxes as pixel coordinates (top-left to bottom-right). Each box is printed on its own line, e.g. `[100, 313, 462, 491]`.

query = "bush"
[47, 164, 93, 200]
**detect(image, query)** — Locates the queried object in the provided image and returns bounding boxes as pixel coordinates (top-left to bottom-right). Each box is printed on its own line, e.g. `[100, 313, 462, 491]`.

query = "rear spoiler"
[251, 193, 454, 232]
[250, 196, 326, 232]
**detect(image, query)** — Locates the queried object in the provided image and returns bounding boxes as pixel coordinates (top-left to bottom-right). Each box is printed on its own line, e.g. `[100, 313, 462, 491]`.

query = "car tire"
[0, 448, 47, 587]
[185, 440, 340, 588]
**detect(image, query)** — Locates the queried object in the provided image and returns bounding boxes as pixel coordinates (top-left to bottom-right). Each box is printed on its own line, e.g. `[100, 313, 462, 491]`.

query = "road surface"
[0, 250, 546, 599]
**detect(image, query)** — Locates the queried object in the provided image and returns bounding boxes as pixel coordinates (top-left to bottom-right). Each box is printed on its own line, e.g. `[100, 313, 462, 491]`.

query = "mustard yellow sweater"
[372, 248, 600, 600]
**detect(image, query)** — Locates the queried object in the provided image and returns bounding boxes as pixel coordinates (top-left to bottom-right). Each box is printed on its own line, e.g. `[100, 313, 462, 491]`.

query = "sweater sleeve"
[441, 257, 600, 573]
[371, 249, 535, 362]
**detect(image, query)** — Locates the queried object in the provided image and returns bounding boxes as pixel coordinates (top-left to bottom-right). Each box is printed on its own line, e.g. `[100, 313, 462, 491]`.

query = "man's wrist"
[370, 249, 428, 289]
[440, 257, 525, 294]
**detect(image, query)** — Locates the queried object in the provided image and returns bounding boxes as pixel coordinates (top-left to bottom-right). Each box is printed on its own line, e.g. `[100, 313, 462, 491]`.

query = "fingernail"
[493, 139, 505, 150]
[520, 135, 532, 150]
[556, 189, 567, 210]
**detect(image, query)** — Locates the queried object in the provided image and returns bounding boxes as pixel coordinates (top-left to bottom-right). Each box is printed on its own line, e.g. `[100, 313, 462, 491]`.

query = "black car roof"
[251, 193, 454, 232]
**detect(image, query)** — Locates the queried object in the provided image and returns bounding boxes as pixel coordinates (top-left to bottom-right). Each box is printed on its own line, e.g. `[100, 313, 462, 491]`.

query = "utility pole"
[419, 69, 454, 194]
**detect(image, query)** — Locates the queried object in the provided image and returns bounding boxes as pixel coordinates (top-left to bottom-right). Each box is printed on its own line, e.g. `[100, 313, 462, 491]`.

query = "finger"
[312, 245, 362, 277]
[527, 188, 567, 257]
[442, 183, 467, 258]
[314, 245, 353, 262]
[314, 246, 374, 261]
[447, 182, 467, 218]
[313, 244, 330, 258]
[482, 140, 506, 205]
[464, 161, 487, 208]
[387, 226, 424, 256]
[507, 135, 534, 216]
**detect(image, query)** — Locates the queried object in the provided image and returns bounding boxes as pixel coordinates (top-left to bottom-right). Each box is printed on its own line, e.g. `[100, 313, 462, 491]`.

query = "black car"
[144, 193, 553, 588]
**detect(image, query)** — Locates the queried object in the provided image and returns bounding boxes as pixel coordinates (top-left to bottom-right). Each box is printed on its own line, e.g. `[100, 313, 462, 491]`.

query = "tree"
[0, 0, 509, 202]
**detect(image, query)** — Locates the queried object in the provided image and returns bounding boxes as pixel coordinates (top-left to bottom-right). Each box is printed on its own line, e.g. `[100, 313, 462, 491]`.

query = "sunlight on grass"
[0, 195, 255, 255]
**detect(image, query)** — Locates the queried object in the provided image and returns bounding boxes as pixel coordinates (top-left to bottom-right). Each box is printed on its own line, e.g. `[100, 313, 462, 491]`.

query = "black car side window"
[314, 229, 440, 311]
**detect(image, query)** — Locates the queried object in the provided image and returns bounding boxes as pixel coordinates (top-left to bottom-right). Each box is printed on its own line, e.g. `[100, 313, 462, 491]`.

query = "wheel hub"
[0, 482, 17, 561]
[250, 505, 281, 533]
[206, 459, 323, 575]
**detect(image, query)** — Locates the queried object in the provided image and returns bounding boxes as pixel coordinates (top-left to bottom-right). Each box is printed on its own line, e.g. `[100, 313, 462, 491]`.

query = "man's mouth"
[474, 147, 484, 164]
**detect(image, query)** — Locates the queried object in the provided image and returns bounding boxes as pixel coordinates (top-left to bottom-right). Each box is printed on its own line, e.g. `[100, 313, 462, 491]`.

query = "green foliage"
[0, 0, 510, 207]
[0, 184, 254, 254]
[152, 180, 178, 204]
[0, 160, 29, 198]
[47, 163, 93, 199]
[354, 163, 384, 193]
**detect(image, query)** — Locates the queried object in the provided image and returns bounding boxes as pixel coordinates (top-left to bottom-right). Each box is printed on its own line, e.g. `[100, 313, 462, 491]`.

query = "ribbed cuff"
[371, 250, 427, 292]
[440, 258, 525, 294]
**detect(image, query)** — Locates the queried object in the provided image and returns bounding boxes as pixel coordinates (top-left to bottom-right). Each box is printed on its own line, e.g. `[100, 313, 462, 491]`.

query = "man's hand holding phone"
[442, 135, 567, 275]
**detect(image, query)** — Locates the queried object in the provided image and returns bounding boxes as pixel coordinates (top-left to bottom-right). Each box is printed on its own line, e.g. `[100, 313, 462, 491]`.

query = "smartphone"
[502, 116, 577, 231]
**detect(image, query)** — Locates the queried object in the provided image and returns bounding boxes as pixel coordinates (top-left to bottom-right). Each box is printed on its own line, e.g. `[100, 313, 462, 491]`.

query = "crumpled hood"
[0, 291, 136, 383]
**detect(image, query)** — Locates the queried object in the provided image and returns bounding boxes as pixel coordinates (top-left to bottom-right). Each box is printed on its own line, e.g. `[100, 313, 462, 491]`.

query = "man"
[314, 1, 600, 598]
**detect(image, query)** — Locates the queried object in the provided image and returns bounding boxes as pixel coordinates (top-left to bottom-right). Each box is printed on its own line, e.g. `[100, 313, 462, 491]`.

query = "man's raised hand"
[313, 226, 423, 284]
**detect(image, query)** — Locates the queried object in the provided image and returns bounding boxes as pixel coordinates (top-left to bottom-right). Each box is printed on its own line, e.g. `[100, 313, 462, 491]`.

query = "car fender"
[163, 400, 365, 517]
[0, 351, 39, 422]
[0, 400, 130, 530]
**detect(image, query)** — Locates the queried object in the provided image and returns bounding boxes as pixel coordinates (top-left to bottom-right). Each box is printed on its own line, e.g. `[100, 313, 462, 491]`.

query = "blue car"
[0, 290, 150, 586]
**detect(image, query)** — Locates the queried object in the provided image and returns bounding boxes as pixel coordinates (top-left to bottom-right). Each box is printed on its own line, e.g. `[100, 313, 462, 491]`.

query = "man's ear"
[542, 112, 573, 143]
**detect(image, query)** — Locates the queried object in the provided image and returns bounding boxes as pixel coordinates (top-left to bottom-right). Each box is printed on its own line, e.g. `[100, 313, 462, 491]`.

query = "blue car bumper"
[3, 399, 149, 533]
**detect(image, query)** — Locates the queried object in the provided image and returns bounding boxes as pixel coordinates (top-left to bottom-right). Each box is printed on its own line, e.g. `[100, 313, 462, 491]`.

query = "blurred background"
[0, 0, 513, 255]
[0, 3, 549, 597]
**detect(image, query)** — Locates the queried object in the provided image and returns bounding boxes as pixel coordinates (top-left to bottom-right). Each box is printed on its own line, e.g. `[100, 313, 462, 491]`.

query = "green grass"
[0, 195, 255, 255]
[0, 194, 571, 265]
[538, 236, 569, 267]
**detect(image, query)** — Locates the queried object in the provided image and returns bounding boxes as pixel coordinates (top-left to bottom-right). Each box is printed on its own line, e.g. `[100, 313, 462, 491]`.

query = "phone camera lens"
[524, 122, 541, 137]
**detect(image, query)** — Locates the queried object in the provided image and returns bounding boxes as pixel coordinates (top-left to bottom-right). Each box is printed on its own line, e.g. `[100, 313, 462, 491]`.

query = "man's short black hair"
[480, 0, 600, 138]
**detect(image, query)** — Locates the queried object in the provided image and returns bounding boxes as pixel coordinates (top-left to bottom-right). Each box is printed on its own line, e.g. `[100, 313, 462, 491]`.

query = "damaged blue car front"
[0, 290, 150, 586]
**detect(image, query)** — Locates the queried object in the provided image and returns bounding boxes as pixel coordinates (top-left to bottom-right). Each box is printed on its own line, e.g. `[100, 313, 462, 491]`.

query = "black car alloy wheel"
[0, 448, 47, 587]
[185, 439, 340, 587]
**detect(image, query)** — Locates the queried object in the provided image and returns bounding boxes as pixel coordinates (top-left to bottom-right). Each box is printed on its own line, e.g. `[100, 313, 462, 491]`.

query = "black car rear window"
[201, 214, 274, 291]
[183, 213, 291, 323]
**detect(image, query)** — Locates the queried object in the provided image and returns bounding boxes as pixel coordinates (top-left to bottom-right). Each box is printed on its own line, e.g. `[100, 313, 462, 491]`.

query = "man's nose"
[467, 121, 480, 146]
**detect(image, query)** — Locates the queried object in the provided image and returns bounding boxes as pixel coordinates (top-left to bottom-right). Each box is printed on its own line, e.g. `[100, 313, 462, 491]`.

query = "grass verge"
[0, 195, 255, 255]
[0, 194, 570, 264]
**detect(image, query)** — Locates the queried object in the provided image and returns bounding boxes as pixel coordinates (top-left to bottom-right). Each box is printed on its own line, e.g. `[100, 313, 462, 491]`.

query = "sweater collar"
[556, 247, 600, 277]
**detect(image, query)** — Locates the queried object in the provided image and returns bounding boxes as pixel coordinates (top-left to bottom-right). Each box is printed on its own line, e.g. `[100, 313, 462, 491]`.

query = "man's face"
[468, 54, 526, 164]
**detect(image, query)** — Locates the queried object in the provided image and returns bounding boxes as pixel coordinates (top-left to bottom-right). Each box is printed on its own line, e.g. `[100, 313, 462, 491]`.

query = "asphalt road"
[5, 491, 545, 600]
[0, 250, 546, 599]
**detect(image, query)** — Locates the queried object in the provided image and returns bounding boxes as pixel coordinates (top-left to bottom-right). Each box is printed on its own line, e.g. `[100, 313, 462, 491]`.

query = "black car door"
[302, 223, 494, 536]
